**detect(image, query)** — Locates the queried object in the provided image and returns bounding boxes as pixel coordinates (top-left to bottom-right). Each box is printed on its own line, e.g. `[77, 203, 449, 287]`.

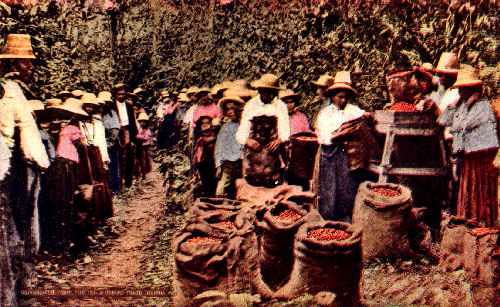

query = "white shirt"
[116, 100, 129, 126]
[315, 103, 365, 145]
[79, 115, 110, 163]
[236, 95, 290, 145]
[0, 80, 49, 168]
[183, 104, 197, 125]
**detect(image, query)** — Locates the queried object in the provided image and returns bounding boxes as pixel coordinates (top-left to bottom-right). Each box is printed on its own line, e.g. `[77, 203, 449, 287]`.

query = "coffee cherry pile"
[214, 221, 236, 228]
[274, 209, 303, 223]
[186, 236, 223, 243]
[308, 228, 351, 241]
[470, 227, 500, 237]
[491, 247, 500, 257]
[388, 102, 417, 112]
[206, 209, 232, 213]
[371, 187, 401, 197]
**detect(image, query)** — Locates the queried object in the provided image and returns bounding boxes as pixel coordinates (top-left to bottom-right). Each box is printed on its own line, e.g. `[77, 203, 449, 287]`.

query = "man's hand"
[267, 138, 282, 153]
[215, 167, 222, 179]
[246, 139, 261, 151]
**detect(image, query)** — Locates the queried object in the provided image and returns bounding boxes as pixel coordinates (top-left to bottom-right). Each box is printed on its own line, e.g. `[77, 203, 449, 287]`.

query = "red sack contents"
[439, 217, 482, 271]
[274, 209, 303, 223]
[274, 221, 363, 306]
[308, 228, 351, 241]
[388, 102, 417, 112]
[185, 236, 223, 243]
[207, 209, 232, 213]
[492, 247, 500, 257]
[353, 181, 426, 261]
[370, 186, 402, 197]
[463, 226, 500, 286]
[256, 200, 322, 290]
[214, 221, 236, 228]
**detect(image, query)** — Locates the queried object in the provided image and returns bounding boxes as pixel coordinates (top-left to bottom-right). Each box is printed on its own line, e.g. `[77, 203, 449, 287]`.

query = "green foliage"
[1, 0, 498, 116]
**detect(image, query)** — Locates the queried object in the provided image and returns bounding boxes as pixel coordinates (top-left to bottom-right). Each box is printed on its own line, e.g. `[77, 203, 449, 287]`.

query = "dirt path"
[28, 162, 180, 306]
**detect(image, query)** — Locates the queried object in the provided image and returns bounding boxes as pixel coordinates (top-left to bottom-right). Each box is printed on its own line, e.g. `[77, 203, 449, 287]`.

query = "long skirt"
[108, 145, 121, 192]
[457, 149, 499, 227]
[318, 143, 361, 222]
[87, 146, 113, 222]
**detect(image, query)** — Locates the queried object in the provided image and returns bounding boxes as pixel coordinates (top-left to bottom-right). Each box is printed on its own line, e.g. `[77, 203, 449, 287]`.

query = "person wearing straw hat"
[438, 68, 499, 226]
[311, 74, 335, 109]
[157, 91, 183, 149]
[135, 112, 152, 180]
[182, 86, 200, 126]
[236, 73, 290, 151]
[314, 71, 369, 222]
[191, 87, 222, 129]
[279, 89, 312, 136]
[214, 96, 245, 198]
[111, 83, 138, 188]
[429, 52, 461, 112]
[0, 34, 49, 299]
[80, 93, 110, 164]
[102, 91, 122, 192]
[133, 87, 146, 104]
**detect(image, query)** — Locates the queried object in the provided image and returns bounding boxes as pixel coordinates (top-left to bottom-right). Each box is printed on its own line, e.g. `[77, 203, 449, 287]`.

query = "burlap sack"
[440, 217, 481, 271]
[173, 215, 272, 306]
[385, 68, 421, 105]
[187, 197, 244, 220]
[274, 221, 363, 306]
[243, 116, 282, 187]
[287, 132, 319, 180]
[255, 200, 322, 290]
[463, 227, 500, 285]
[236, 179, 304, 209]
[352, 181, 420, 261]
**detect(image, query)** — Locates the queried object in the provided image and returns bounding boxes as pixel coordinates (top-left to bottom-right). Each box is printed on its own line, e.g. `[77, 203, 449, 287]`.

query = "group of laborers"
[157, 51, 499, 229]
[0, 34, 153, 305]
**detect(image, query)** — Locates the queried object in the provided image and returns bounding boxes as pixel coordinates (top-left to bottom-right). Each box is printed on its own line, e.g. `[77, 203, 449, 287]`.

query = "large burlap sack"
[352, 181, 421, 261]
[243, 116, 282, 187]
[440, 217, 482, 271]
[173, 218, 272, 306]
[274, 221, 363, 306]
[385, 68, 421, 105]
[255, 200, 322, 290]
[236, 179, 304, 209]
[463, 227, 500, 284]
[187, 197, 245, 219]
[287, 132, 319, 180]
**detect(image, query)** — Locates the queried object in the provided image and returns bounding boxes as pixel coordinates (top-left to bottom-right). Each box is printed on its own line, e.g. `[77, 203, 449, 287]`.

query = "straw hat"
[137, 113, 149, 121]
[223, 87, 257, 100]
[325, 71, 357, 95]
[211, 82, 232, 97]
[179, 88, 188, 93]
[112, 83, 128, 91]
[133, 87, 145, 95]
[452, 68, 484, 88]
[71, 89, 86, 98]
[195, 87, 211, 98]
[279, 89, 300, 101]
[420, 63, 435, 72]
[311, 74, 335, 88]
[435, 52, 460, 74]
[218, 96, 245, 110]
[231, 79, 248, 88]
[186, 86, 200, 96]
[53, 98, 89, 117]
[178, 93, 190, 102]
[56, 90, 72, 98]
[0, 34, 36, 59]
[97, 91, 113, 104]
[28, 99, 44, 112]
[250, 73, 282, 90]
[45, 98, 63, 108]
[80, 93, 99, 105]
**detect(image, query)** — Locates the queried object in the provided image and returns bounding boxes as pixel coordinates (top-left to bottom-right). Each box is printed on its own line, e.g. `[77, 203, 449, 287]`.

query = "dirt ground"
[25, 162, 497, 307]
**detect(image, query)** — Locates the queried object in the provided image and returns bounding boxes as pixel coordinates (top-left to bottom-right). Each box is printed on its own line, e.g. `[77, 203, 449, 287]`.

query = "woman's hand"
[246, 139, 261, 151]
[267, 138, 282, 152]
[215, 167, 222, 179]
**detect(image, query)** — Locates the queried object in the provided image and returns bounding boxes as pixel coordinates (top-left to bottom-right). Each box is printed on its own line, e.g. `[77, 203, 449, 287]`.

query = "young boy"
[135, 112, 152, 180]
[214, 96, 245, 198]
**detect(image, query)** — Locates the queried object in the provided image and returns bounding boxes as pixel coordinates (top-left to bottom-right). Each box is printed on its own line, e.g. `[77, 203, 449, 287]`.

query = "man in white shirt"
[236, 73, 290, 152]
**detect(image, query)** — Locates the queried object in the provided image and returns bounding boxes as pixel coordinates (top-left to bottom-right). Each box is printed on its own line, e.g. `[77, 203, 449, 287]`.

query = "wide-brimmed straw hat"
[71, 89, 86, 98]
[81, 93, 99, 105]
[178, 93, 190, 103]
[218, 95, 245, 110]
[195, 87, 211, 98]
[137, 112, 149, 121]
[56, 90, 72, 99]
[133, 87, 146, 95]
[45, 98, 63, 109]
[186, 86, 200, 96]
[211, 81, 232, 97]
[53, 98, 89, 117]
[97, 91, 113, 104]
[452, 68, 484, 88]
[0, 34, 36, 59]
[435, 52, 460, 74]
[28, 99, 44, 112]
[223, 87, 257, 100]
[325, 71, 357, 95]
[250, 74, 282, 90]
[311, 74, 335, 88]
[279, 89, 300, 101]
